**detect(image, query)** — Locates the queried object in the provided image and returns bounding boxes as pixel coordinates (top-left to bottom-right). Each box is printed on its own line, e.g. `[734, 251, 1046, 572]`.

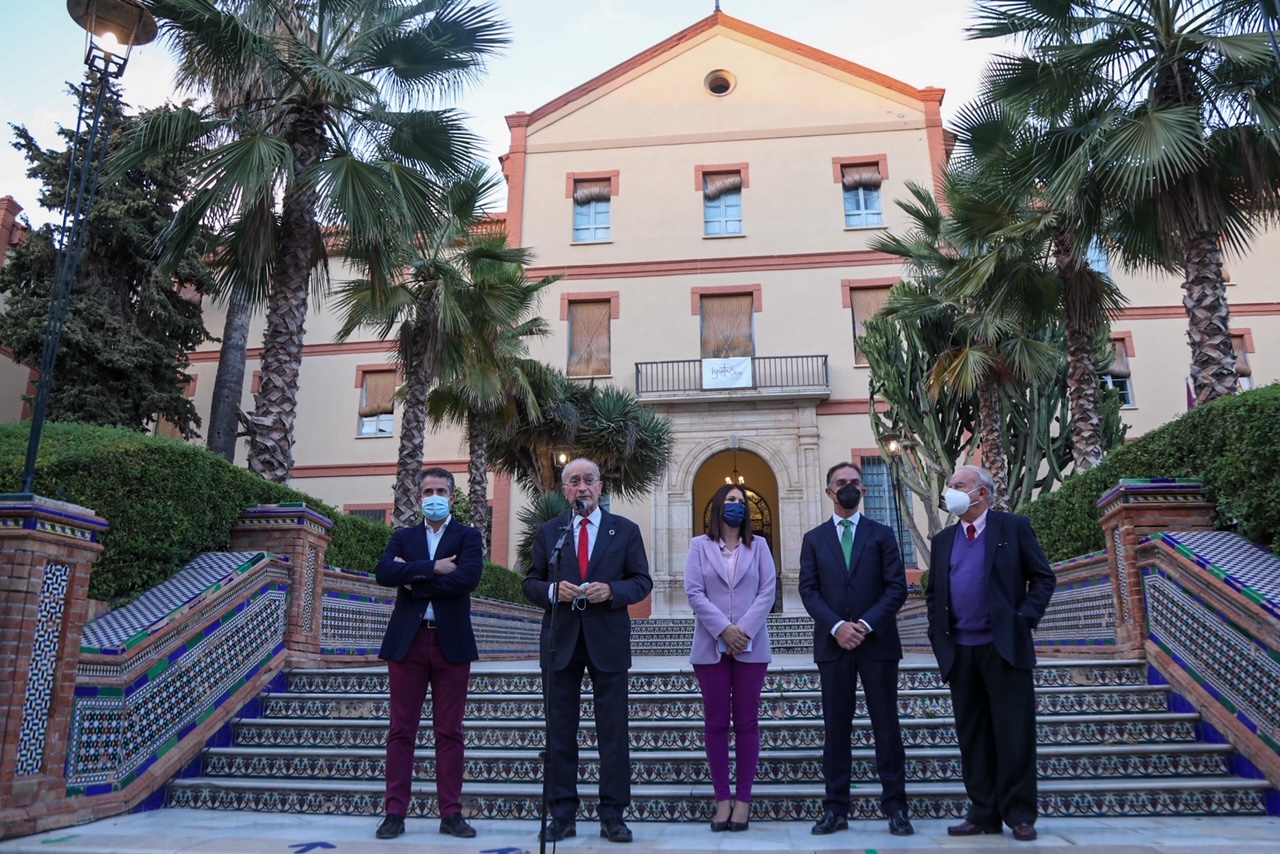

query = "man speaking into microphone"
[523, 457, 652, 844]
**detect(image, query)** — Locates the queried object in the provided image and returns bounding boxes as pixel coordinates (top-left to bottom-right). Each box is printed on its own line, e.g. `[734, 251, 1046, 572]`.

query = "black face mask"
[835, 483, 862, 511]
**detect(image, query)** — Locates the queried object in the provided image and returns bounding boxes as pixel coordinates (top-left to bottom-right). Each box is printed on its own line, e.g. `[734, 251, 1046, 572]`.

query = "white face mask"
[943, 487, 979, 516]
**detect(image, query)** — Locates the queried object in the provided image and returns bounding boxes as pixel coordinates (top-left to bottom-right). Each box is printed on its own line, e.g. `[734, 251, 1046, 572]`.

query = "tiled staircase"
[166, 617, 1273, 820]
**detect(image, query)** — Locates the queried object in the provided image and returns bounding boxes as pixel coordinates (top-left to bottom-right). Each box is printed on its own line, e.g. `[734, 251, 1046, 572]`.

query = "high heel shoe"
[710, 800, 731, 832]
[728, 801, 750, 832]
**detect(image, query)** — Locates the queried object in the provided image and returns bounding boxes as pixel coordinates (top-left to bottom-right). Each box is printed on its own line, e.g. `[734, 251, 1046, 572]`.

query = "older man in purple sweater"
[926, 465, 1056, 842]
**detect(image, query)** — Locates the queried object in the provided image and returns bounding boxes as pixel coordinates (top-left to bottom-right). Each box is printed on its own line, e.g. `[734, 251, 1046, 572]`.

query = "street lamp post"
[18, 1, 156, 494]
[882, 431, 908, 560]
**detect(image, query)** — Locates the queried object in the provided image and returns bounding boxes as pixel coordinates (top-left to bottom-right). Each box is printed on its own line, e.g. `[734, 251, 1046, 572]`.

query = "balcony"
[634, 355, 830, 402]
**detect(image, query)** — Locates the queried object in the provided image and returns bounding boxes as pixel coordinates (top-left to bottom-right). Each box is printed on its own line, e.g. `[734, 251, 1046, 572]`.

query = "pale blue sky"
[0, 1, 1004, 227]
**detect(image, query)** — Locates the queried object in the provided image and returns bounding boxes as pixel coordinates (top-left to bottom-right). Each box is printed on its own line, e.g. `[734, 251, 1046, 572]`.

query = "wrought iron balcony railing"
[634, 355, 829, 397]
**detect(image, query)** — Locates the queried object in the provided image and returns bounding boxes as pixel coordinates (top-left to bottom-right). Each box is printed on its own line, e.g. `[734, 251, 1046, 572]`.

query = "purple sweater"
[949, 527, 993, 646]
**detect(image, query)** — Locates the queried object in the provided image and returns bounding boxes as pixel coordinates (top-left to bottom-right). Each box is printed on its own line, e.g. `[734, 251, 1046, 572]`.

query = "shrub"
[476, 560, 526, 605]
[0, 422, 391, 601]
[1021, 383, 1280, 561]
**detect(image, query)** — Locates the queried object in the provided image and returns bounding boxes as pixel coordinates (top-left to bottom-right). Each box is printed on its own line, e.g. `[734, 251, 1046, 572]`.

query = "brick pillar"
[230, 503, 333, 666]
[1097, 479, 1214, 655]
[0, 495, 108, 812]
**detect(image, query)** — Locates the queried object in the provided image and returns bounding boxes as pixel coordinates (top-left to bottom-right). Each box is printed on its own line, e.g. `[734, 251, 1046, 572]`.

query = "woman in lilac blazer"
[684, 483, 776, 832]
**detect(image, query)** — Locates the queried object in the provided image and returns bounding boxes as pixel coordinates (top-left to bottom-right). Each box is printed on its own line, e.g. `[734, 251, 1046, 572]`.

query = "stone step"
[165, 775, 1272, 820]
[284, 660, 1149, 695]
[257, 684, 1173, 721]
[229, 712, 1204, 751]
[199, 742, 1236, 784]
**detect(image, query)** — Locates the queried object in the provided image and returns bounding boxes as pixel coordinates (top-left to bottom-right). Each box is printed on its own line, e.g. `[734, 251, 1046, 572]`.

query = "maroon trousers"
[385, 624, 471, 818]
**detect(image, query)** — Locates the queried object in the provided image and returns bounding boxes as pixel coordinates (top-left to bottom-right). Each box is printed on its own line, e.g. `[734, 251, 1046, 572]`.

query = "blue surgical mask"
[421, 495, 451, 522]
[721, 502, 747, 528]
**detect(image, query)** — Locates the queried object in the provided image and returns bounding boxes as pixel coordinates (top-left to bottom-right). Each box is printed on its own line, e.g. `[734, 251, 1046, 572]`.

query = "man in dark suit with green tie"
[799, 461, 912, 837]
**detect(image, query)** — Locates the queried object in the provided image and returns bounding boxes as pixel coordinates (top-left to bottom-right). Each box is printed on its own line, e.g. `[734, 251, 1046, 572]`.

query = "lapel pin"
[609, 529, 615, 536]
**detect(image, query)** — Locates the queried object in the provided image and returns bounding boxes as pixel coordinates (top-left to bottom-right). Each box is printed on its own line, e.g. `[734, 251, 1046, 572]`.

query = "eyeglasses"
[565, 475, 598, 487]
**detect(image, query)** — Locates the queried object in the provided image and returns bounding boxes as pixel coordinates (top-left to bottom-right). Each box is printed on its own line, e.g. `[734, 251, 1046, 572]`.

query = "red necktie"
[578, 519, 590, 581]
[967, 523, 977, 542]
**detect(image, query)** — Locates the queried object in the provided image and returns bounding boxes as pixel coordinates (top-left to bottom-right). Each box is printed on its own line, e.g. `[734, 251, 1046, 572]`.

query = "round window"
[704, 69, 736, 96]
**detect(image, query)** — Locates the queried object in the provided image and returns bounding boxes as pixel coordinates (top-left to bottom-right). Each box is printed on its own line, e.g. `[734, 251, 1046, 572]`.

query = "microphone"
[572, 499, 587, 516]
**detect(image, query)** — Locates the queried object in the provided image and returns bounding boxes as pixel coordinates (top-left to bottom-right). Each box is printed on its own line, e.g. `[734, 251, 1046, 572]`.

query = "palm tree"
[947, 97, 1127, 470]
[873, 178, 1062, 508]
[972, 0, 1280, 406]
[120, 0, 509, 480]
[425, 234, 558, 548]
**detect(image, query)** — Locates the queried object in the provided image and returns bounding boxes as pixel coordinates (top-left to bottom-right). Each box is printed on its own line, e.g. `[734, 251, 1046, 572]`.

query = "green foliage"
[0, 99, 213, 437]
[514, 491, 572, 575]
[1022, 383, 1280, 561]
[475, 561, 525, 604]
[0, 422, 391, 601]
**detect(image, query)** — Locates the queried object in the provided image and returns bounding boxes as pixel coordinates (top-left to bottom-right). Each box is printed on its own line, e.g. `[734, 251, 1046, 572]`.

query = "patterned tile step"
[230, 712, 1203, 751]
[165, 776, 1272, 819]
[199, 742, 1235, 784]
[284, 661, 1150, 696]
[257, 685, 1172, 722]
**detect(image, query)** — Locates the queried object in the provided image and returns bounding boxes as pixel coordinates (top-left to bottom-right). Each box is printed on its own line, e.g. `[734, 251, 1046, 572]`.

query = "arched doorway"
[692, 448, 783, 612]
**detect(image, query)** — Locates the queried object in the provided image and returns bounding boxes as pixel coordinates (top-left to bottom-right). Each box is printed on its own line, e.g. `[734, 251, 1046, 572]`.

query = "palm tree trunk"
[394, 361, 431, 528]
[466, 411, 491, 558]
[978, 377, 1010, 511]
[1183, 230, 1237, 406]
[244, 108, 325, 483]
[1052, 231, 1104, 471]
[206, 286, 251, 462]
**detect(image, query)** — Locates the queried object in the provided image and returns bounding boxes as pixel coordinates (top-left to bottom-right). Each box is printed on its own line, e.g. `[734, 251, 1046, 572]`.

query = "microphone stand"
[539, 508, 576, 854]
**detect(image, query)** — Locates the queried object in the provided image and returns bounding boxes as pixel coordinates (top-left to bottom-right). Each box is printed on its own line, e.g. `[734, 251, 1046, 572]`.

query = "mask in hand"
[721, 502, 747, 528]
[421, 495, 451, 522]
[835, 482, 862, 511]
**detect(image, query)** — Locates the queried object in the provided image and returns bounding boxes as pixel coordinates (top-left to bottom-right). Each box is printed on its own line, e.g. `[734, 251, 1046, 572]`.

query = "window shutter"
[703, 172, 743, 201]
[573, 179, 612, 205]
[700, 294, 754, 358]
[359, 371, 396, 417]
[1102, 341, 1131, 379]
[841, 163, 883, 190]
[568, 301, 612, 376]
[1232, 335, 1252, 378]
[850, 287, 890, 364]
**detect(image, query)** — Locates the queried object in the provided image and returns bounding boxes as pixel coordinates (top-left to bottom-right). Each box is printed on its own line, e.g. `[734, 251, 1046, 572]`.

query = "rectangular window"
[850, 287, 890, 366]
[841, 163, 884, 228]
[346, 507, 390, 524]
[1232, 333, 1252, 391]
[703, 172, 743, 237]
[572, 179, 612, 243]
[359, 370, 396, 436]
[1098, 339, 1134, 407]
[859, 456, 916, 566]
[567, 300, 612, 377]
[700, 294, 754, 358]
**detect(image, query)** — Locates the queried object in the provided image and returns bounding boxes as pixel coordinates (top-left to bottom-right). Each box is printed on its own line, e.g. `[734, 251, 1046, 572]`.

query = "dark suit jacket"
[798, 514, 907, 662]
[375, 518, 484, 664]
[522, 510, 652, 673]
[926, 510, 1057, 680]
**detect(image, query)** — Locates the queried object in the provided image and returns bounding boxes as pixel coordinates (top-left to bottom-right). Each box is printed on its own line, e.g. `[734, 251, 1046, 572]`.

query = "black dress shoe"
[710, 818, 730, 832]
[1012, 822, 1037, 841]
[375, 814, 405, 839]
[600, 817, 633, 843]
[439, 813, 476, 838]
[888, 809, 914, 836]
[811, 811, 849, 835]
[948, 820, 1003, 836]
[539, 817, 576, 842]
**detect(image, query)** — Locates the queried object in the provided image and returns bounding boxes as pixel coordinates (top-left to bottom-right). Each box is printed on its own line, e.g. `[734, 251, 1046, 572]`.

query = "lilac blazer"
[684, 535, 775, 665]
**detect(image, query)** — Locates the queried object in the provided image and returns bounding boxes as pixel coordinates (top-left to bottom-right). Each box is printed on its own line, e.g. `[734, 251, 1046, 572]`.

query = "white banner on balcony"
[702, 357, 753, 389]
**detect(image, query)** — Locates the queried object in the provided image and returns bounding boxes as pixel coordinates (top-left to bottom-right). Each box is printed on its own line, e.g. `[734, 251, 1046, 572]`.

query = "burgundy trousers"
[385, 624, 471, 818]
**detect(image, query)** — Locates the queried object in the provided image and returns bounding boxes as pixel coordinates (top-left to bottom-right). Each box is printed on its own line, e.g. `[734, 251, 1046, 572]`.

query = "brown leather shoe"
[948, 820, 1002, 836]
[1012, 822, 1037, 841]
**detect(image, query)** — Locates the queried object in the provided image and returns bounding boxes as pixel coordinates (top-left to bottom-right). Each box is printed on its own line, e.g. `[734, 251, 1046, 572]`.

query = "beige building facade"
[1, 12, 1276, 615]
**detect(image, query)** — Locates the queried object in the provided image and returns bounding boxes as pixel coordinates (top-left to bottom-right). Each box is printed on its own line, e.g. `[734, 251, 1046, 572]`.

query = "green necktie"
[840, 519, 853, 569]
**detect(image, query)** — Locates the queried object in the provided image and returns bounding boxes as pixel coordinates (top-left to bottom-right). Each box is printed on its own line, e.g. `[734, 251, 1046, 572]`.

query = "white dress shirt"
[422, 515, 450, 621]
[829, 511, 873, 637]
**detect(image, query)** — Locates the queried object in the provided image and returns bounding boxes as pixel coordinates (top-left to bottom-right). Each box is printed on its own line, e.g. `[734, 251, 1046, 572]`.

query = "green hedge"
[0, 422, 391, 601]
[1022, 383, 1280, 562]
[476, 561, 526, 604]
